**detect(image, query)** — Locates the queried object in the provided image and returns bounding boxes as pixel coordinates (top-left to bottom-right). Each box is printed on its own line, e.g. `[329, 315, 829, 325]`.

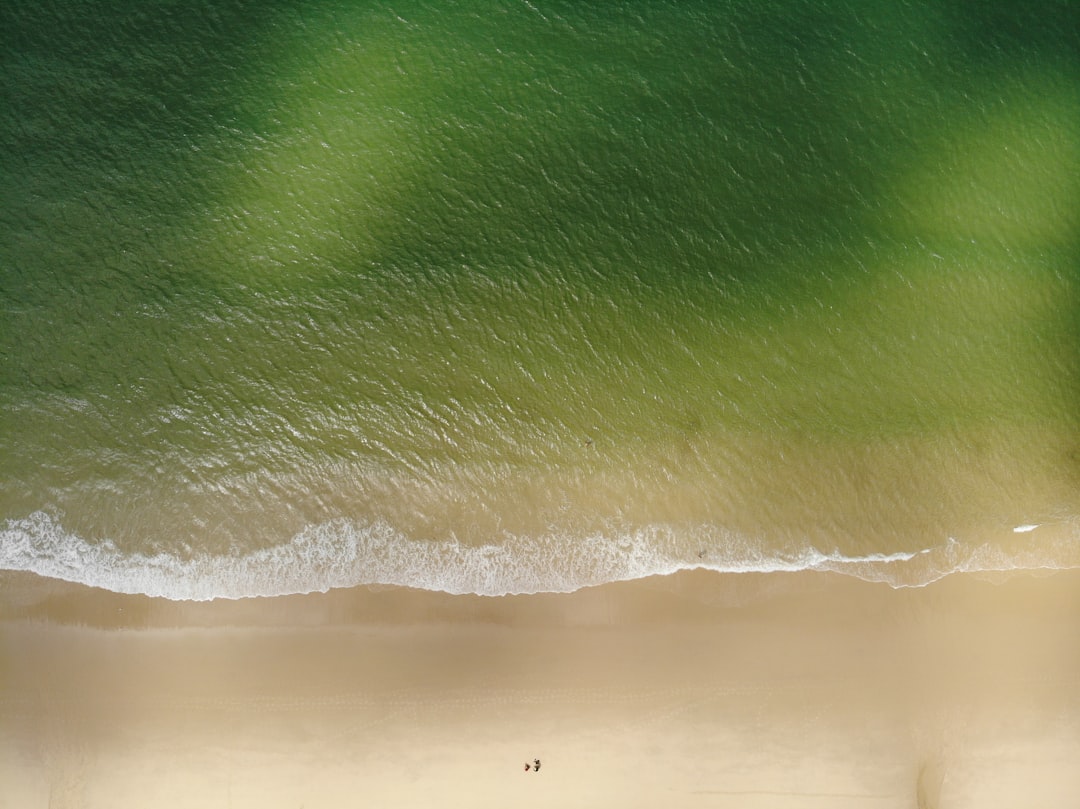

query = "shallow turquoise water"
[2, 1, 1080, 597]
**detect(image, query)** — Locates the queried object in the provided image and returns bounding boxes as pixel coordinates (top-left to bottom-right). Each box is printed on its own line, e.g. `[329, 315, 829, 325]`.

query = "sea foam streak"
[4, 511, 1076, 600]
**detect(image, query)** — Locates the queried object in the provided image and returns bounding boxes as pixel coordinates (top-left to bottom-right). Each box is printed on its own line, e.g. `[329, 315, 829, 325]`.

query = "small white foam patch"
[1013, 524, 1040, 533]
[2, 511, 1078, 600]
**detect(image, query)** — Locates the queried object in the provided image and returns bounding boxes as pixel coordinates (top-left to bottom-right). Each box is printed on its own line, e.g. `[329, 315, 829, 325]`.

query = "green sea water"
[2, 0, 1079, 597]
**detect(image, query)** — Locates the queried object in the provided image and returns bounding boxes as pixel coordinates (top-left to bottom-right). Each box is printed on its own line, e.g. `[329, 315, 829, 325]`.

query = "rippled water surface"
[3, 1, 1080, 597]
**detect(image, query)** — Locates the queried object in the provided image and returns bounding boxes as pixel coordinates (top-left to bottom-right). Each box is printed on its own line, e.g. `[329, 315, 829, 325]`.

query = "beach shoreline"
[2, 569, 1078, 808]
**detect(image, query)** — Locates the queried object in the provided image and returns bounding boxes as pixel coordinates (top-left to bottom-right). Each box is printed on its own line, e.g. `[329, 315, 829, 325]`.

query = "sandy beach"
[5, 3, 1080, 808]
[2, 568, 1078, 809]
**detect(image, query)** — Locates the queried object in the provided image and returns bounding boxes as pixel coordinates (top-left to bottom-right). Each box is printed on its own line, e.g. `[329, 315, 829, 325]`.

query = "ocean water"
[2, 0, 1079, 599]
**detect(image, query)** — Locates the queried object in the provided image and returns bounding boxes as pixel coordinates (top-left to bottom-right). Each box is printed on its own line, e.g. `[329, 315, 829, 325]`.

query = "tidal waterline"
[2, 1, 1079, 597]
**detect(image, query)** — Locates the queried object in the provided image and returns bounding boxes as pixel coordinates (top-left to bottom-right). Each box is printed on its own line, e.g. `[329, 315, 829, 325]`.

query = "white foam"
[2, 511, 1077, 600]
[1013, 524, 1040, 533]
[0, 512, 688, 600]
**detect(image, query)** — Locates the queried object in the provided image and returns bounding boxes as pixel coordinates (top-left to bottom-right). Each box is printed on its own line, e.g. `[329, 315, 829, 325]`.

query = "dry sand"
[2, 568, 1079, 808]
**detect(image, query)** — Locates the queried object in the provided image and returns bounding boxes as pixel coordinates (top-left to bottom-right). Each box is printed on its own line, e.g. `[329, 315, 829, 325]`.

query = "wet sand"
[2, 568, 1079, 808]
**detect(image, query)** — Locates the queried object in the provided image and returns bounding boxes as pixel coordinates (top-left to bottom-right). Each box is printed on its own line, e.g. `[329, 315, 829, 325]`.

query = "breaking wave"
[3, 511, 1077, 601]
